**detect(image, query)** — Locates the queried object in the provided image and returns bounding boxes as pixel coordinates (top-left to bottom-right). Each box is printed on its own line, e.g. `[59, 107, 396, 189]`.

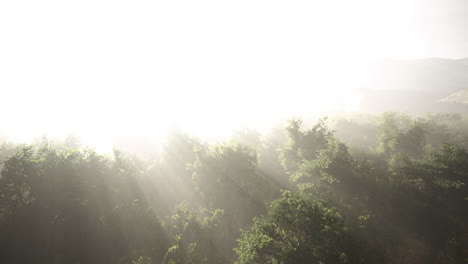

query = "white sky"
[1, 0, 467, 150]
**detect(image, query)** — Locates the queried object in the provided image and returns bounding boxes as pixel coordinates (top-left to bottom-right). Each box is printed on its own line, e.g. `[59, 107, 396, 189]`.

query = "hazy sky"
[1, 0, 467, 150]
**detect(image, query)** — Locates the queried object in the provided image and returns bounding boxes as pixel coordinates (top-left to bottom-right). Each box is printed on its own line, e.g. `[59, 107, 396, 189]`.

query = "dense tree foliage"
[0, 112, 467, 263]
[235, 191, 361, 264]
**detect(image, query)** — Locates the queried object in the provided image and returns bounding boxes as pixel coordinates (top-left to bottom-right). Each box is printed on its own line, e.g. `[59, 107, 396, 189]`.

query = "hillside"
[359, 58, 468, 114]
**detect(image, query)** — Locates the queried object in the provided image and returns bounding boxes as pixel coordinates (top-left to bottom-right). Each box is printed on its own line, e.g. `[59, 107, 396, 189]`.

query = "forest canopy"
[0, 112, 467, 264]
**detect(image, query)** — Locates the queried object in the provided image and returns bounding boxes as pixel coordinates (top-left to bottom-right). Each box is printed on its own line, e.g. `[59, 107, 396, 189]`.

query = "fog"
[1, 1, 468, 264]
[2, 0, 468, 151]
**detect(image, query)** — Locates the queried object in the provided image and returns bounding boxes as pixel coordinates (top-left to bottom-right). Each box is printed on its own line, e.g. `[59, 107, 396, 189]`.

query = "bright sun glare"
[0, 0, 452, 151]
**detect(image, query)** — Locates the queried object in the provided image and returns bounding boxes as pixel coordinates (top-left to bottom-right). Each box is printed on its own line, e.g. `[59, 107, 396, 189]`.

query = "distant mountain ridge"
[458, 58, 468, 66]
[441, 89, 468, 105]
[358, 58, 468, 114]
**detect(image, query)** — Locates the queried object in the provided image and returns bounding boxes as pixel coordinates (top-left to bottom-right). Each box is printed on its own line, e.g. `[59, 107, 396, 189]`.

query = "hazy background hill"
[359, 58, 468, 114]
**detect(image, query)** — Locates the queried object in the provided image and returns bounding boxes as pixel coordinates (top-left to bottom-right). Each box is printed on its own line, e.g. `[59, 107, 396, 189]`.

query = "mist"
[1, 0, 468, 263]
